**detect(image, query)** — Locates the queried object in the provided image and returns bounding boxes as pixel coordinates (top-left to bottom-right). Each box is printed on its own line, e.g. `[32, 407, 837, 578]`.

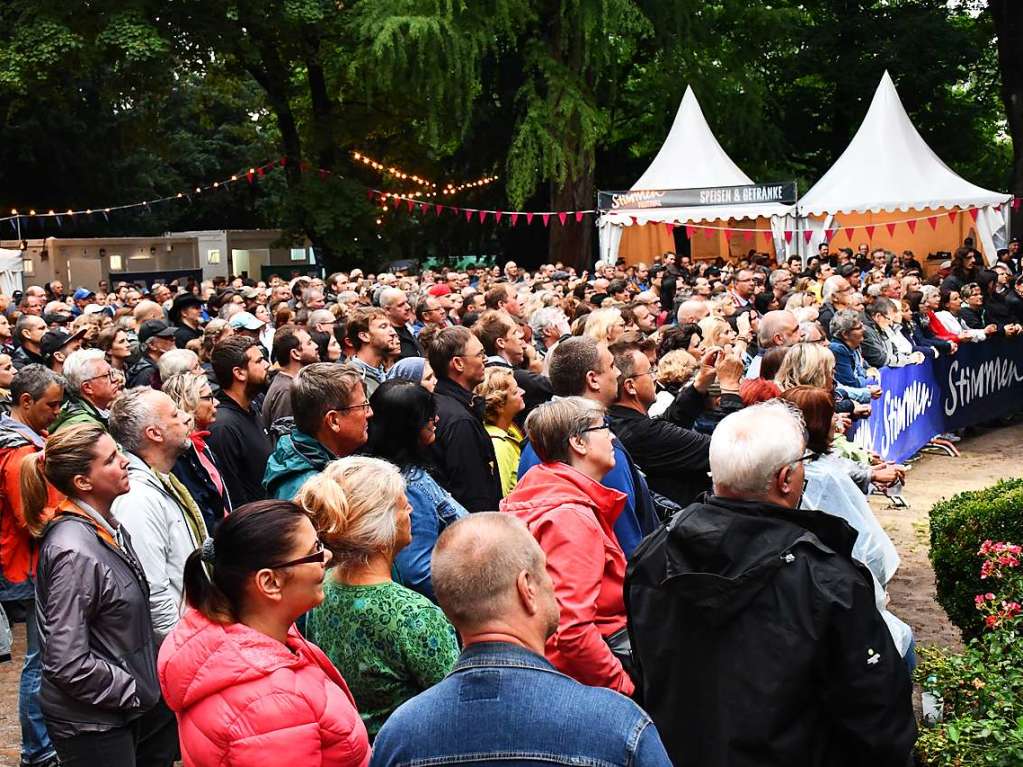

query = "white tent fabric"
[796, 71, 1010, 261]
[0, 248, 23, 296]
[598, 86, 790, 258]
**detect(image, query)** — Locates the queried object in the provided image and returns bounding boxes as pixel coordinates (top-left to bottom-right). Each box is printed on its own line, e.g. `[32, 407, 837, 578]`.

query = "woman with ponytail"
[296, 457, 458, 740]
[158, 500, 371, 766]
[28, 422, 179, 766]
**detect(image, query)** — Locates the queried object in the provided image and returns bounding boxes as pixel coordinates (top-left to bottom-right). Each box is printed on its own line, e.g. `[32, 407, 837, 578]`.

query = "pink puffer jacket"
[159, 608, 370, 767]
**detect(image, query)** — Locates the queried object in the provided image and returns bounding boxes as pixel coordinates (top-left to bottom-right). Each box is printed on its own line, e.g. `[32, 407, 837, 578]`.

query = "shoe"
[21, 755, 60, 767]
[936, 432, 961, 443]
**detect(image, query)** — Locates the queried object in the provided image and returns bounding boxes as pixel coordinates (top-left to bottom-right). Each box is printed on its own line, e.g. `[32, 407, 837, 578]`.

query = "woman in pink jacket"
[158, 500, 370, 767]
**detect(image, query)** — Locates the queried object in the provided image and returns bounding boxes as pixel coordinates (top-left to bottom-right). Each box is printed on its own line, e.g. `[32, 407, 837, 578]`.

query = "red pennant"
[478, 210, 487, 223]
[742, 230, 753, 242]
[995, 204, 1002, 213]
[761, 230, 772, 244]
[542, 213, 551, 227]
[257, 167, 266, 177]
[367, 189, 376, 201]
[969, 208, 979, 222]
[824, 229, 835, 242]
[947, 209, 958, 222]
[246, 170, 255, 184]
[630, 217, 638, 226]
[464, 209, 473, 221]
[526, 212, 534, 225]
[723, 229, 733, 241]
[1012, 198, 1021, 211]
[664, 223, 674, 237]
[510, 213, 519, 227]
[575, 211, 585, 223]
[784, 231, 793, 244]
[865, 225, 875, 239]
[417, 203, 427, 213]
[843, 227, 855, 241]
[685, 225, 695, 239]
[558, 212, 568, 226]
[434, 204, 443, 216]
[802, 230, 813, 244]
[885, 222, 897, 237]
[405, 199, 413, 212]
[495, 211, 503, 224]
[927, 215, 938, 230]
[279, 157, 287, 167]
[703, 227, 714, 239]
[907, 219, 917, 234]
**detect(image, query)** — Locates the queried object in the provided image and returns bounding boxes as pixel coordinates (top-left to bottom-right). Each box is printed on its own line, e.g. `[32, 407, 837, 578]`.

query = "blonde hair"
[475, 367, 518, 425]
[710, 294, 735, 317]
[698, 316, 733, 348]
[162, 371, 209, 414]
[656, 349, 699, 387]
[294, 456, 406, 573]
[583, 308, 623, 343]
[20, 423, 107, 537]
[775, 342, 836, 391]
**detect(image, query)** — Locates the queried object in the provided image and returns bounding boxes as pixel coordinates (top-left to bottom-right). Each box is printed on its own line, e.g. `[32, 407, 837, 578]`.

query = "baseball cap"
[72, 287, 95, 301]
[40, 327, 87, 359]
[428, 284, 452, 297]
[240, 286, 261, 300]
[228, 311, 265, 331]
[139, 319, 177, 344]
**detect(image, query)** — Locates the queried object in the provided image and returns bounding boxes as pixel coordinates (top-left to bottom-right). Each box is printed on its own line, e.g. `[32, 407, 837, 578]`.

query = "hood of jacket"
[637, 495, 858, 626]
[500, 461, 626, 530]
[159, 607, 321, 713]
[0, 414, 43, 451]
[263, 429, 334, 496]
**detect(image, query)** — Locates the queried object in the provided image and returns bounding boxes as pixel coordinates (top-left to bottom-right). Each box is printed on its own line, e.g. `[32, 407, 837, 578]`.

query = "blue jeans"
[19, 600, 56, 764]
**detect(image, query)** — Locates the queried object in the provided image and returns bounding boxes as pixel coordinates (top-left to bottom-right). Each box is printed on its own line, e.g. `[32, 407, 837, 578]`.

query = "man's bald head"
[432, 513, 547, 631]
[134, 299, 163, 323]
[677, 300, 710, 325]
[757, 309, 801, 349]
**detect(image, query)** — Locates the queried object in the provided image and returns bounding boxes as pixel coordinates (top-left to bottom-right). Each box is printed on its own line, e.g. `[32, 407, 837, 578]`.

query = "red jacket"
[500, 461, 633, 695]
[159, 608, 370, 767]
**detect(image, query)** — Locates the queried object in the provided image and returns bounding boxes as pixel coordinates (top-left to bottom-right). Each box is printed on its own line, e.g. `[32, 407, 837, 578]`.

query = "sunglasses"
[268, 540, 327, 569]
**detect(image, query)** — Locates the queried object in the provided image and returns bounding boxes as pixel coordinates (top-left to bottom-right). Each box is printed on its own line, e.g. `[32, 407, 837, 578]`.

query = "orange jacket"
[0, 432, 60, 588]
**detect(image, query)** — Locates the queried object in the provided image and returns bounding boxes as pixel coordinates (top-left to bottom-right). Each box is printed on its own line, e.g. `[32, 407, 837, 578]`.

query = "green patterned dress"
[306, 579, 459, 738]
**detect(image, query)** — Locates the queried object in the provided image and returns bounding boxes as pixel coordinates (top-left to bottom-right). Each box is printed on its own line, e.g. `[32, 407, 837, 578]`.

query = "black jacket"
[818, 301, 837, 339]
[429, 377, 501, 513]
[859, 315, 890, 369]
[11, 345, 46, 370]
[607, 404, 710, 508]
[126, 356, 158, 389]
[171, 441, 233, 533]
[484, 357, 554, 426]
[393, 323, 423, 360]
[985, 289, 1018, 332]
[206, 392, 272, 506]
[625, 495, 916, 767]
[173, 323, 202, 350]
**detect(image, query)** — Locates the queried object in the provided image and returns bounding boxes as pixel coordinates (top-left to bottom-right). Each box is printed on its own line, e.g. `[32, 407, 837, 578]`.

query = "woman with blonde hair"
[583, 307, 626, 344]
[298, 456, 458, 739]
[475, 367, 525, 496]
[648, 349, 698, 418]
[24, 423, 178, 765]
[775, 342, 836, 391]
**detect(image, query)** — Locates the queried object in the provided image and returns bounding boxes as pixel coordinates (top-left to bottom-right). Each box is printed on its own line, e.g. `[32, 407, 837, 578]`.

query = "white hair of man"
[158, 349, 199, 382]
[109, 387, 164, 455]
[769, 269, 792, 288]
[530, 306, 569, 340]
[61, 348, 107, 398]
[709, 400, 806, 497]
[677, 300, 710, 325]
[822, 275, 850, 305]
[756, 309, 799, 348]
[378, 286, 405, 309]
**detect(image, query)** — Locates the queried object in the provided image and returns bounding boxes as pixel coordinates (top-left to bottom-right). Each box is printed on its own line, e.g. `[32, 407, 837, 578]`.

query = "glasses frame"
[268, 540, 327, 569]
[580, 417, 612, 435]
[338, 400, 372, 412]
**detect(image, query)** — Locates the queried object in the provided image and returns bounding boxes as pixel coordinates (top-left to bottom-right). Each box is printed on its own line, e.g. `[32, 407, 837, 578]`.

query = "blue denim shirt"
[393, 466, 468, 602]
[370, 641, 672, 767]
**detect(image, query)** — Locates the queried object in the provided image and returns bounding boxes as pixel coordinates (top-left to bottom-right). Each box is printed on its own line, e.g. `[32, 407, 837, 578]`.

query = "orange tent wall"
[816, 208, 981, 276]
[616, 217, 778, 267]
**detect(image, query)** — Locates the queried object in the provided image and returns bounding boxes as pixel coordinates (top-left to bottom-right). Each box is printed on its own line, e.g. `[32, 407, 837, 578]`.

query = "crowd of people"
[1, 234, 1022, 766]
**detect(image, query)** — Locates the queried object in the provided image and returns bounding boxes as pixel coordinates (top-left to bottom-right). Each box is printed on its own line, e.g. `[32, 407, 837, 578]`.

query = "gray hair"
[769, 269, 792, 287]
[378, 287, 405, 309]
[919, 284, 941, 304]
[865, 283, 883, 298]
[158, 349, 199, 382]
[109, 387, 162, 454]
[431, 512, 547, 629]
[529, 306, 568, 339]
[829, 309, 862, 340]
[10, 364, 65, 403]
[710, 400, 805, 497]
[821, 275, 849, 304]
[62, 349, 107, 398]
[525, 396, 604, 464]
[307, 309, 335, 327]
[291, 362, 363, 435]
[757, 309, 798, 348]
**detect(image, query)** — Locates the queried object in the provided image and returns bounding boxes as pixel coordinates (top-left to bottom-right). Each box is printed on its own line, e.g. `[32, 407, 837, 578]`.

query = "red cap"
[428, 284, 452, 297]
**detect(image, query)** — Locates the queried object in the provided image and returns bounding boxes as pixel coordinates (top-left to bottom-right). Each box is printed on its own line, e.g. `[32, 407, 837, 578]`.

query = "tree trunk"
[990, 0, 1023, 235]
[548, 157, 594, 272]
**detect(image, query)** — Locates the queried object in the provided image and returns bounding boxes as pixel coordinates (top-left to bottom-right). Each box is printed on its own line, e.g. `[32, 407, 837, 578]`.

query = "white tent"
[598, 86, 791, 264]
[792, 71, 1011, 263]
[0, 248, 23, 296]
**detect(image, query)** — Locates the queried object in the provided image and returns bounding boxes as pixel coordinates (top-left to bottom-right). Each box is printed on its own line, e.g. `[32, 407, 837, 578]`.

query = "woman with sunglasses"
[297, 457, 458, 740]
[162, 372, 232, 532]
[158, 500, 370, 766]
[500, 397, 633, 696]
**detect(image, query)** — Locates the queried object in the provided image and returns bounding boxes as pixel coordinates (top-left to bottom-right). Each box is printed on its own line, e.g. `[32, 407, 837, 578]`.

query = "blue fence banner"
[855, 338, 1023, 464]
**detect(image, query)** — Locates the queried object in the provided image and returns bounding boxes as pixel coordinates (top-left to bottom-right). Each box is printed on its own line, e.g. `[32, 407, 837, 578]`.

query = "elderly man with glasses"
[50, 348, 121, 433]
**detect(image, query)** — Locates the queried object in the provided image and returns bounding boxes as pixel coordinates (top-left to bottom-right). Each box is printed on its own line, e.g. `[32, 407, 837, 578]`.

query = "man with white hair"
[676, 299, 709, 326]
[744, 309, 802, 379]
[50, 349, 120, 433]
[110, 387, 206, 639]
[379, 286, 422, 359]
[819, 274, 854, 339]
[626, 401, 916, 767]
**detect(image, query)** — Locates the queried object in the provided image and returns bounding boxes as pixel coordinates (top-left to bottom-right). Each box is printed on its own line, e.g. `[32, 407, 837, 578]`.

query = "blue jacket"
[395, 466, 468, 601]
[262, 429, 335, 501]
[370, 641, 671, 767]
[518, 438, 658, 557]
[829, 340, 874, 402]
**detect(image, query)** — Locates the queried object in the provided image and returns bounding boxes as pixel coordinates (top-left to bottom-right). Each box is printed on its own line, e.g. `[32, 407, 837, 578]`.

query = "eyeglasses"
[459, 349, 486, 360]
[268, 540, 327, 569]
[338, 401, 372, 412]
[85, 369, 117, 383]
[198, 393, 215, 402]
[580, 418, 612, 435]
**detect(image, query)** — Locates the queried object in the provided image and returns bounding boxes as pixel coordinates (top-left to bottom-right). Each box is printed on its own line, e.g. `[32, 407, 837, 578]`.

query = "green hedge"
[930, 478, 1023, 640]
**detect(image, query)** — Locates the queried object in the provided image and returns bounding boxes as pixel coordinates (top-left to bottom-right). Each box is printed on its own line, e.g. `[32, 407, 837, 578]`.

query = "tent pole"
[794, 181, 803, 268]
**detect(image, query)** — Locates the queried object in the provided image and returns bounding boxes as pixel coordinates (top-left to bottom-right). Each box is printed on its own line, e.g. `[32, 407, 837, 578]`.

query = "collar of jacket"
[453, 641, 559, 675]
[52, 497, 119, 550]
[290, 428, 335, 471]
[607, 403, 649, 422]
[350, 355, 386, 383]
[485, 355, 513, 368]
[435, 377, 484, 418]
[0, 414, 45, 450]
[485, 423, 524, 445]
[215, 389, 255, 415]
[505, 461, 627, 527]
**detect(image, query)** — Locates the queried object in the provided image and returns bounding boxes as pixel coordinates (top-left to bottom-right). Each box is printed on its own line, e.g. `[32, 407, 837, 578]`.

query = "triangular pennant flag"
[784, 230, 793, 244]
[685, 225, 695, 239]
[367, 189, 376, 201]
[510, 213, 519, 227]
[257, 167, 265, 177]
[761, 230, 772, 244]
[1012, 198, 1022, 211]
[495, 211, 503, 224]
[968, 208, 979, 222]
[558, 212, 568, 226]
[885, 222, 897, 237]
[664, 223, 674, 237]
[405, 199, 413, 212]
[542, 213, 551, 227]
[703, 227, 714, 239]
[630, 217, 638, 226]
[843, 227, 855, 241]
[417, 203, 427, 213]
[947, 209, 958, 222]
[802, 230, 813, 244]
[279, 157, 288, 167]
[434, 204, 443, 216]
[995, 204, 1002, 214]
[865, 225, 875, 239]
[824, 228, 835, 242]
[575, 211, 584, 223]
[465, 209, 473, 222]
[526, 212, 534, 225]
[246, 170, 255, 184]
[742, 230, 753, 242]
[723, 229, 733, 241]
[927, 215, 938, 230]
[907, 219, 917, 233]
[478, 210, 487, 223]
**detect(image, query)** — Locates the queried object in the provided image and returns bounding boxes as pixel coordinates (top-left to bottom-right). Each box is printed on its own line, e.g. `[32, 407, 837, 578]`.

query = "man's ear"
[516, 569, 538, 616]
